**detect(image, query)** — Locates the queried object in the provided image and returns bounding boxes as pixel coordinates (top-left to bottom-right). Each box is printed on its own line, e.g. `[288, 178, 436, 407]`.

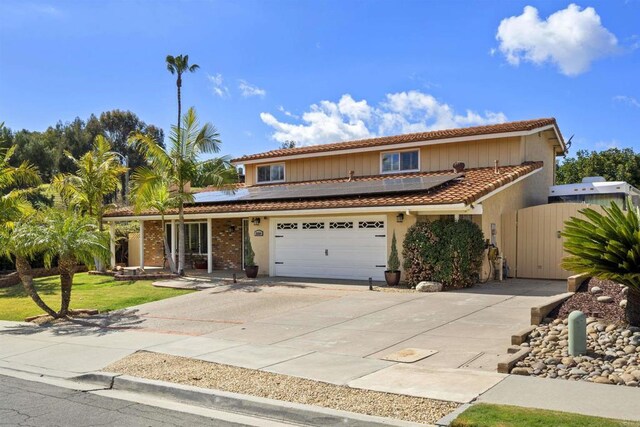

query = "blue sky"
[0, 0, 638, 160]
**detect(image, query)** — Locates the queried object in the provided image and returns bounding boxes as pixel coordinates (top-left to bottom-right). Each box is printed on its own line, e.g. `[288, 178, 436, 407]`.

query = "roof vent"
[582, 176, 606, 183]
[453, 161, 465, 173]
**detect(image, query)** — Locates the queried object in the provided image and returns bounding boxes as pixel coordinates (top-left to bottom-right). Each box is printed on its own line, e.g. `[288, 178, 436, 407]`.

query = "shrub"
[245, 237, 256, 267]
[387, 231, 400, 271]
[402, 219, 485, 289]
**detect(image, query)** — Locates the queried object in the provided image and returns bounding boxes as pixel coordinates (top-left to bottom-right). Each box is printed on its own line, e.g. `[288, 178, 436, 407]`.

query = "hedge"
[402, 219, 485, 289]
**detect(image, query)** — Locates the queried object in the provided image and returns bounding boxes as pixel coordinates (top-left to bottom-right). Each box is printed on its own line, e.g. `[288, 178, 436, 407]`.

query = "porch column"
[207, 218, 213, 274]
[139, 220, 145, 268]
[171, 219, 177, 265]
[109, 221, 116, 268]
[454, 214, 460, 222]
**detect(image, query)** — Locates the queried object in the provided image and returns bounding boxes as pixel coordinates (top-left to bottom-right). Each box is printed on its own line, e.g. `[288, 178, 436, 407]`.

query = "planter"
[384, 270, 401, 287]
[245, 265, 259, 278]
[193, 261, 207, 270]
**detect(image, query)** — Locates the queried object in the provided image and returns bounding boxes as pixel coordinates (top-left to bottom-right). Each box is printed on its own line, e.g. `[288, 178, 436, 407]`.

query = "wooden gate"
[503, 203, 603, 280]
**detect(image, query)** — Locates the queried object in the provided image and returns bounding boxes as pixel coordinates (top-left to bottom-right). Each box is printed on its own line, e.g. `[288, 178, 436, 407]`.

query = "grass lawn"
[0, 272, 194, 321]
[452, 404, 640, 427]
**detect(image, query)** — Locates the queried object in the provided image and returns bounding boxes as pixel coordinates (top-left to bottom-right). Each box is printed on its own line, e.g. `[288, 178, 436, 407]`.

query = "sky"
[0, 0, 638, 161]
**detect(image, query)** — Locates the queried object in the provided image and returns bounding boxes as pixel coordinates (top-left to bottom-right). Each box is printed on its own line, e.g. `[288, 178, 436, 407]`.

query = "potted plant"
[244, 238, 259, 278]
[385, 231, 401, 286]
[192, 254, 207, 270]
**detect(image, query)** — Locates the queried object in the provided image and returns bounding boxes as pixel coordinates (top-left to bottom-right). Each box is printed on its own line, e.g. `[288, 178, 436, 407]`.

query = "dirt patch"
[106, 351, 458, 424]
[550, 278, 626, 323]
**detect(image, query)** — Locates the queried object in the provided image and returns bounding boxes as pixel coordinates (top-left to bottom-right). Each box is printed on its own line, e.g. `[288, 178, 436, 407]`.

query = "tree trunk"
[627, 286, 640, 327]
[95, 212, 105, 272]
[178, 200, 185, 276]
[15, 256, 58, 318]
[57, 256, 76, 318]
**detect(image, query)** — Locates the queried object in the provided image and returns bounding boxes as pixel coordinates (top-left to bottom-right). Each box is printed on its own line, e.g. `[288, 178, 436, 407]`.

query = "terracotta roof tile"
[232, 118, 561, 163]
[106, 162, 542, 218]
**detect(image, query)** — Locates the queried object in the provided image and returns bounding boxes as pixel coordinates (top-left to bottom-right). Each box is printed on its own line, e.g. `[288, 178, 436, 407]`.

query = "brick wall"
[143, 220, 166, 267]
[142, 219, 242, 270]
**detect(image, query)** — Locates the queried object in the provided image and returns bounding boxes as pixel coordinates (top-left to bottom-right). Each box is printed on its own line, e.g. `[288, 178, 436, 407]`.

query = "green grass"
[0, 272, 194, 321]
[452, 404, 640, 427]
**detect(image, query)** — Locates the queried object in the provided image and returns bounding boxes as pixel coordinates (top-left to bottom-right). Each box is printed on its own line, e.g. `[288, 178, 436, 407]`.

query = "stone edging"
[72, 372, 424, 427]
[497, 347, 531, 374]
[530, 293, 574, 325]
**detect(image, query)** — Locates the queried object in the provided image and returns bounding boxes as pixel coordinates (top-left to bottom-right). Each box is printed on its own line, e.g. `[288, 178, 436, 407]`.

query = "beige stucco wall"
[248, 217, 270, 275]
[244, 136, 523, 185]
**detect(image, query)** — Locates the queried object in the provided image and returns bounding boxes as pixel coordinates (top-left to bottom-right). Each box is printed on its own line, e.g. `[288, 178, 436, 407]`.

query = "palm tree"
[166, 54, 199, 141]
[0, 144, 41, 226]
[562, 201, 640, 326]
[1, 210, 109, 318]
[129, 107, 235, 275]
[130, 171, 177, 273]
[52, 135, 127, 232]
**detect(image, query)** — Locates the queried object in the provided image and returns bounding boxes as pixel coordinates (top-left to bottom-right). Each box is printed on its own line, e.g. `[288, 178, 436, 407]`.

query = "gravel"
[551, 278, 626, 323]
[106, 351, 458, 424]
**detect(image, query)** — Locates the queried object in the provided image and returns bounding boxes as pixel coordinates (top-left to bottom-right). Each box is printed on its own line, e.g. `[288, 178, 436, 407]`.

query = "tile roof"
[105, 162, 543, 218]
[232, 118, 561, 163]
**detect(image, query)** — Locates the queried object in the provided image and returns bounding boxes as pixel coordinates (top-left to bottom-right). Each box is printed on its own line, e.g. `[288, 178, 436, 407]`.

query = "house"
[104, 117, 566, 281]
[549, 177, 640, 209]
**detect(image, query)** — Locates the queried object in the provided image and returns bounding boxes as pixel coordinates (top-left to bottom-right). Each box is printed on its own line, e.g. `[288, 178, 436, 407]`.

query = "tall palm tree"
[52, 135, 127, 232]
[562, 201, 640, 326]
[130, 107, 235, 275]
[1, 210, 109, 318]
[166, 54, 199, 141]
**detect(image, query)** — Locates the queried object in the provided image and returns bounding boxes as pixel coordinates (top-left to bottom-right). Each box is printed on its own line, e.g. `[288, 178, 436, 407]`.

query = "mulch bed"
[549, 277, 626, 323]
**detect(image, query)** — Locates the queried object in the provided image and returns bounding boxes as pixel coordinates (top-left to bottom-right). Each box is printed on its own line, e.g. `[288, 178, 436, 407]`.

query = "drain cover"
[382, 348, 438, 363]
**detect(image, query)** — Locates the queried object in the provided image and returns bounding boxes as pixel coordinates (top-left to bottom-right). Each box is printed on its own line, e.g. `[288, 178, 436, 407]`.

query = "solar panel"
[192, 173, 462, 204]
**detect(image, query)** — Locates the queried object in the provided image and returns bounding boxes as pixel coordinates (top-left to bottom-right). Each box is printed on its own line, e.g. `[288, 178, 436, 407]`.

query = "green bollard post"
[568, 310, 587, 356]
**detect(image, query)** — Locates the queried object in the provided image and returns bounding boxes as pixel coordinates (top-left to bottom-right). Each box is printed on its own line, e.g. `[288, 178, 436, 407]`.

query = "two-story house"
[104, 117, 566, 281]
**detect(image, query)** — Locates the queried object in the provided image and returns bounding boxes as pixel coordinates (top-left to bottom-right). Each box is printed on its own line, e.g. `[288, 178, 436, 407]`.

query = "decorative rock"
[590, 287, 603, 294]
[620, 300, 628, 308]
[511, 367, 532, 376]
[598, 296, 613, 303]
[570, 368, 588, 376]
[624, 345, 637, 354]
[416, 281, 443, 292]
[593, 376, 613, 384]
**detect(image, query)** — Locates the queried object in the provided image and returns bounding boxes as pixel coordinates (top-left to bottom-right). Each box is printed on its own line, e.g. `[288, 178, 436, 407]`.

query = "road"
[0, 374, 251, 426]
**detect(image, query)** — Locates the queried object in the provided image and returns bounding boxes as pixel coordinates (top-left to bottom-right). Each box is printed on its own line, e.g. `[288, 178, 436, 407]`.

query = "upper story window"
[381, 150, 419, 173]
[257, 164, 285, 183]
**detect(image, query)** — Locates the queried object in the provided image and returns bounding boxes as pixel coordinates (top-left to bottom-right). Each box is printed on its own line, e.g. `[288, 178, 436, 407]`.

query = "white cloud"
[207, 73, 229, 98]
[239, 80, 266, 98]
[278, 106, 299, 119]
[260, 91, 507, 145]
[495, 4, 618, 76]
[613, 95, 640, 108]
[595, 140, 620, 150]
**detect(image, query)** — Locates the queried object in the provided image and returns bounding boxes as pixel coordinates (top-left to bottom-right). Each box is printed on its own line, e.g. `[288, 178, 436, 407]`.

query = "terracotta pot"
[193, 261, 207, 270]
[245, 265, 259, 278]
[384, 270, 401, 287]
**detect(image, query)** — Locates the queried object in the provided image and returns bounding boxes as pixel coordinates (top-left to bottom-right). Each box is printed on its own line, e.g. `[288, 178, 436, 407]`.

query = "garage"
[273, 216, 387, 280]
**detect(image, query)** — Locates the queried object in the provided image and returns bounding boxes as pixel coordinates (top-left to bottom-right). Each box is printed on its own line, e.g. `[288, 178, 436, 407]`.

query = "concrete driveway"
[0, 278, 566, 403]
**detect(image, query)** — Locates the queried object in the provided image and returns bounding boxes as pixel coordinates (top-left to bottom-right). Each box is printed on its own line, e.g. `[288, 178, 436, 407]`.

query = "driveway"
[0, 278, 566, 403]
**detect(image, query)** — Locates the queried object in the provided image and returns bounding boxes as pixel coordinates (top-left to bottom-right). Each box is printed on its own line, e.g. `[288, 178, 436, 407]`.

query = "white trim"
[171, 219, 176, 265]
[109, 222, 116, 268]
[256, 163, 285, 184]
[139, 220, 145, 268]
[268, 218, 276, 277]
[207, 218, 212, 274]
[233, 125, 565, 165]
[379, 148, 420, 174]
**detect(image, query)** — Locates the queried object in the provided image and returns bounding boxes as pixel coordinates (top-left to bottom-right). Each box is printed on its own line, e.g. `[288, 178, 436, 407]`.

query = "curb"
[73, 372, 428, 427]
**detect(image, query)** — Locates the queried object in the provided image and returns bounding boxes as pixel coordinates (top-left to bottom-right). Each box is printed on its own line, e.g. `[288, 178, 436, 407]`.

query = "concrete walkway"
[0, 278, 565, 406]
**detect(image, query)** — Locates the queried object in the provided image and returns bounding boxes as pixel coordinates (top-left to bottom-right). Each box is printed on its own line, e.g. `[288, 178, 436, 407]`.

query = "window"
[330, 221, 353, 229]
[165, 222, 208, 254]
[302, 222, 325, 229]
[381, 150, 419, 173]
[358, 221, 384, 229]
[257, 164, 285, 183]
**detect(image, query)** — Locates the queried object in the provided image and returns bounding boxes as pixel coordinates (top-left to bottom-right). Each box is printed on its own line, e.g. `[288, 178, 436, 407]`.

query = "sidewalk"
[478, 374, 640, 421]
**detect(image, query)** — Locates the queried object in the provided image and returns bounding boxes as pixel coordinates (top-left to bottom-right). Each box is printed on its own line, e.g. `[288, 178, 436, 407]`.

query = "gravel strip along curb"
[104, 351, 458, 425]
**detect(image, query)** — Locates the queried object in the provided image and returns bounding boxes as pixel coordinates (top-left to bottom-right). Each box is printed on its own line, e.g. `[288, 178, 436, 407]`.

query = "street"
[0, 374, 243, 427]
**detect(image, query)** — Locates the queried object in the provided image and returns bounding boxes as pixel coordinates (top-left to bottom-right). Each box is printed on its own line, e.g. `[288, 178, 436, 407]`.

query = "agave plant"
[561, 201, 640, 326]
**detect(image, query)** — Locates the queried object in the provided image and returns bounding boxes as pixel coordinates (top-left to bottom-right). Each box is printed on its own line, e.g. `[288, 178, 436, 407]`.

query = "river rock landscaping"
[512, 278, 640, 386]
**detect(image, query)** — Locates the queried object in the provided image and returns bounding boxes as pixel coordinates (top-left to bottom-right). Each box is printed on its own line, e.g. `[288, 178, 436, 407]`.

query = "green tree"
[562, 201, 640, 326]
[1, 210, 109, 318]
[130, 107, 234, 275]
[166, 54, 199, 143]
[557, 148, 640, 187]
[52, 135, 127, 232]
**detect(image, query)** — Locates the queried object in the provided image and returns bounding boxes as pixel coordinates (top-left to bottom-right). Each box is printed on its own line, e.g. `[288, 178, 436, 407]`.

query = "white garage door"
[273, 216, 387, 280]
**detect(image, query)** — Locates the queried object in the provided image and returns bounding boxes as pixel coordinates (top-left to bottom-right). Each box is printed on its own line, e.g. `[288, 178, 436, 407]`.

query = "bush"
[402, 219, 485, 289]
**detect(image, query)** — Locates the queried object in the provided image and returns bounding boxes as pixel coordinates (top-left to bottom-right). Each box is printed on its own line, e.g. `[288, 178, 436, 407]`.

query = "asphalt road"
[0, 374, 240, 427]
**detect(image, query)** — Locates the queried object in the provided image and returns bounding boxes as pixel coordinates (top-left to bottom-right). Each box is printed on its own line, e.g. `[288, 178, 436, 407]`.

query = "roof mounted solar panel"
[192, 173, 462, 204]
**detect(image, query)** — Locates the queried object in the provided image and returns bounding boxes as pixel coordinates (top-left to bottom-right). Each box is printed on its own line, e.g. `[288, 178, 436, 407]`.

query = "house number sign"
[254, 230, 264, 237]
